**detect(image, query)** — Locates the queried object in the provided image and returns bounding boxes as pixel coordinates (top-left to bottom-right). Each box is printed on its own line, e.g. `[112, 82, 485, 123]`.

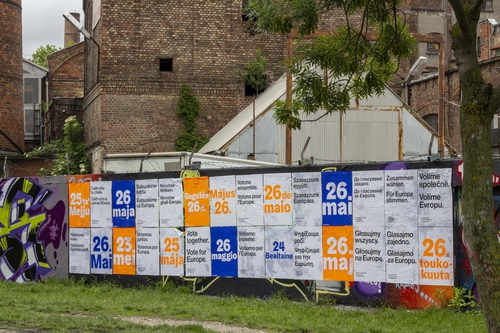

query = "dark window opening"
[244, 75, 267, 96]
[423, 114, 438, 132]
[481, 0, 493, 12]
[159, 58, 173, 72]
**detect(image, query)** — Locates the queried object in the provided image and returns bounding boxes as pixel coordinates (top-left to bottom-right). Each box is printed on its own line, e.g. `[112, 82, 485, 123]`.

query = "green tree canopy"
[247, 0, 415, 130]
[30, 44, 60, 68]
[25, 116, 90, 175]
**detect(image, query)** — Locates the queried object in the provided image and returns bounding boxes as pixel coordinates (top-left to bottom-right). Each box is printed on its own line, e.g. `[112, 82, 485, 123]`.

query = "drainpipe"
[489, 20, 499, 60]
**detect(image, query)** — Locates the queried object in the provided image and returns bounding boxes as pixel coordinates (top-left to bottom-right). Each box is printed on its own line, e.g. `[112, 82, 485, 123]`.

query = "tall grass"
[0, 278, 486, 333]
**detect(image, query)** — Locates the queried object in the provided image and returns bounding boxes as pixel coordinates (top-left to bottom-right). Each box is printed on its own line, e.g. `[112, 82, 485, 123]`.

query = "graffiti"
[0, 178, 66, 282]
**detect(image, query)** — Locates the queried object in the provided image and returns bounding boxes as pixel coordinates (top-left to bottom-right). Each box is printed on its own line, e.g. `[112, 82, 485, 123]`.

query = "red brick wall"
[408, 58, 500, 154]
[0, 0, 24, 153]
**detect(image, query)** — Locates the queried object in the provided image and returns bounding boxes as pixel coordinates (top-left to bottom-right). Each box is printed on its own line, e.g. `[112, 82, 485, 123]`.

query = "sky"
[22, 0, 84, 59]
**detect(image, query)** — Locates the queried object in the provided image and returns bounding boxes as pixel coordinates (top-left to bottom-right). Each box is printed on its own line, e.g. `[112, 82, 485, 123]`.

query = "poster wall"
[68, 168, 453, 286]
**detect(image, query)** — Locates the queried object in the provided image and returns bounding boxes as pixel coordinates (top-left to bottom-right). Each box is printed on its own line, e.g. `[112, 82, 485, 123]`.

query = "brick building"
[406, 18, 500, 155]
[0, 0, 24, 155]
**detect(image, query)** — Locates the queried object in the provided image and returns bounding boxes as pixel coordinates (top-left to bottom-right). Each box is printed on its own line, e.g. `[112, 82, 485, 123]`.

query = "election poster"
[236, 174, 264, 226]
[68, 181, 91, 228]
[237, 226, 265, 278]
[90, 181, 112, 228]
[159, 178, 184, 228]
[211, 226, 238, 277]
[160, 227, 185, 276]
[385, 224, 419, 284]
[292, 227, 323, 280]
[183, 177, 210, 227]
[352, 171, 385, 226]
[90, 227, 112, 274]
[292, 172, 322, 227]
[210, 176, 237, 227]
[69, 228, 90, 274]
[353, 226, 385, 282]
[263, 173, 293, 226]
[322, 171, 353, 226]
[112, 227, 136, 275]
[417, 168, 452, 227]
[112, 180, 136, 228]
[185, 227, 211, 277]
[135, 179, 159, 228]
[418, 227, 454, 286]
[136, 228, 160, 276]
[322, 226, 354, 281]
[265, 226, 294, 278]
[384, 170, 418, 227]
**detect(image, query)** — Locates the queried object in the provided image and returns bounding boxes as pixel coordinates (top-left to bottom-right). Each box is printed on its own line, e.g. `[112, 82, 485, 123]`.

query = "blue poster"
[321, 171, 353, 226]
[112, 180, 136, 227]
[210, 226, 238, 277]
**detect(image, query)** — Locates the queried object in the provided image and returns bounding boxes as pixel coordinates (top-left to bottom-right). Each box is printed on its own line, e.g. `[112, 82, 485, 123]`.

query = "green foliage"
[448, 286, 477, 312]
[25, 116, 90, 175]
[30, 44, 60, 68]
[247, 0, 416, 129]
[239, 49, 269, 94]
[175, 84, 209, 151]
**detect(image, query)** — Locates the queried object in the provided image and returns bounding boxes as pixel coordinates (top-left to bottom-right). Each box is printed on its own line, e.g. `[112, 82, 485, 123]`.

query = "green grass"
[0, 278, 487, 333]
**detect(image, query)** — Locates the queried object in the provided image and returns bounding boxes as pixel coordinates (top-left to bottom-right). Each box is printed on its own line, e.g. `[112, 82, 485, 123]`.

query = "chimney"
[64, 12, 81, 46]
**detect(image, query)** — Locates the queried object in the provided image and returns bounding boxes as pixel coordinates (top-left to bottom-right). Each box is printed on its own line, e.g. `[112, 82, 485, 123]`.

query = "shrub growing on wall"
[174, 83, 208, 151]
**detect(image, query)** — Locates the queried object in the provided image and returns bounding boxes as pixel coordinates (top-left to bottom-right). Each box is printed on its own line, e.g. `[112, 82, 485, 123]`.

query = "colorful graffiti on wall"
[0, 177, 67, 282]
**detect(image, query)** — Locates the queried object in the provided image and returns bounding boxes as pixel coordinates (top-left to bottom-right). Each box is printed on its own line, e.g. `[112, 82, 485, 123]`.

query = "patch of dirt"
[119, 316, 272, 333]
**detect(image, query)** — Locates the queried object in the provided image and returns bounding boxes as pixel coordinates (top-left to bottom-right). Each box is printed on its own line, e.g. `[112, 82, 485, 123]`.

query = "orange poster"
[68, 181, 91, 228]
[113, 227, 136, 275]
[183, 177, 210, 227]
[322, 226, 354, 281]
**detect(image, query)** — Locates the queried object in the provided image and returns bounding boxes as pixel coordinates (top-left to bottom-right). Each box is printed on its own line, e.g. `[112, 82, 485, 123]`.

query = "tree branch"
[490, 85, 500, 114]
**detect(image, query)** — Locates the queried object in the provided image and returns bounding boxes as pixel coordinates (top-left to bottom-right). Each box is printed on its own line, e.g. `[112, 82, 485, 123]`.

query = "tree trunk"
[451, 1, 500, 331]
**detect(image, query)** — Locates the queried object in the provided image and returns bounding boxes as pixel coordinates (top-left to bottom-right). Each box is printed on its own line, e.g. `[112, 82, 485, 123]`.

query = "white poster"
[160, 228, 185, 276]
[237, 226, 265, 278]
[419, 227, 454, 286]
[292, 172, 322, 227]
[69, 228, 90, 274]
[159, 178, 184, 227]
[90, 181, 112, 228]
[185, 227, 211, 277]
[90, 227, 113, 274]
[417, 168, 452, 227]
[385, 225, 419, 284]
[210, 175, 237, 227]
[136, 179, 159, 228]
[385, 169, 418, 227]
[136, 228, 160, 275]
[236, 174, 264, 226]
[353, 171, 385, 226]
[265, 226, 294, 278]
[263, 173, 293, 226]
[353, 226, 385, 282]
[292, 227, 322, 280]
